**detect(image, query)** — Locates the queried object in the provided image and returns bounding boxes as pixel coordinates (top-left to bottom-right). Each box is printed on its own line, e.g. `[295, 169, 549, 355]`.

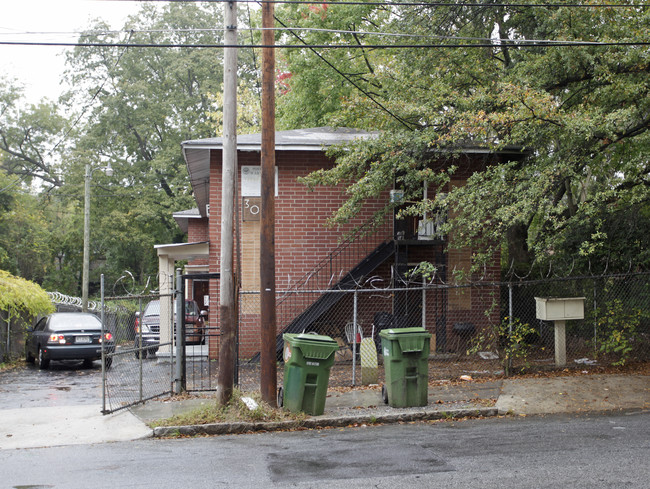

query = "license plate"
[75, 336, 91, 344]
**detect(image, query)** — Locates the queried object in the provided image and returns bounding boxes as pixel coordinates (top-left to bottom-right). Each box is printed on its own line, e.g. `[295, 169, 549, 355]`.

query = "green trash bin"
[281, 333, 339, 415]
[379, 327, 431, 408]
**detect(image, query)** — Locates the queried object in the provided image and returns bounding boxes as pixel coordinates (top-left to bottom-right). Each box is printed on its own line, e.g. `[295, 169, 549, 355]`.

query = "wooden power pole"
[260, 0, 277, 406]
[218, 0, 238, 405]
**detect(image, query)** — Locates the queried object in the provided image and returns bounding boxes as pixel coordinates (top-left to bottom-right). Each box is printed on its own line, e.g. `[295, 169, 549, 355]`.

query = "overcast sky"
[1, 0, 142, 103]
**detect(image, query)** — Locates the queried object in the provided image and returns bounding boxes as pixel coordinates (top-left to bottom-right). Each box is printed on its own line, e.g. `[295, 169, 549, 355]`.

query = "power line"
[272, 11, 415, 129]
[100, 0, 649, 8]
[46, 31, 134, 169]
[0, 176, 26, 194]
[1, 39, 647, 48]
[3, 26, 635, 46]
[0, 27, 490, 40]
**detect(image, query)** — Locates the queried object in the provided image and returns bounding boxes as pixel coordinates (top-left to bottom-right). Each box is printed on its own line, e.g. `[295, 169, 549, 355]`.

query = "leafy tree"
[0, 77, 68, 188]
[0, 169, 53, 283]
[57, 2, 258, 291]
[280, 1, 650, 273]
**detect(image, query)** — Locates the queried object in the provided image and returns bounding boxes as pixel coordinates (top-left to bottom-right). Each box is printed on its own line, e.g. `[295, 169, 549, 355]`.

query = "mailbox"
[535, 297, 585, 321]
[534, 297, 585, 368]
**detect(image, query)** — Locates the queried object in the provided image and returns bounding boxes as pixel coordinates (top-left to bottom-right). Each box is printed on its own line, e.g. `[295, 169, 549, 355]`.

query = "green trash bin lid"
[283, 333, 339, 360]
[379, 327, 431, 353]
[379, 327, 429, 338]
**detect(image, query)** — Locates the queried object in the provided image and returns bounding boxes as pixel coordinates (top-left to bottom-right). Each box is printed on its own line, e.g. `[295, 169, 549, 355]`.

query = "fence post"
[5, 312, 10, 364]
[138, 298, 143, 403]
[352, 289, 358, 386]
[508, 282, 513, 375]
[175, 268, 186, 394]
[101, 274, 106, 414]
[593, 277, 598, 357]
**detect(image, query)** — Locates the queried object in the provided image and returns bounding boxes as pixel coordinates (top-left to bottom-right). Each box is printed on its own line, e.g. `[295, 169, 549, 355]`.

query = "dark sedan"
[25, 313, 115, 369]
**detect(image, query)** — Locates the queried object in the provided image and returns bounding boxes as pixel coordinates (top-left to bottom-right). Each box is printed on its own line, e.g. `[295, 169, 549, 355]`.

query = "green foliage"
[596, 299, 642, 366]
[467, 317, 539, 376]
[0, 269, 54, 320]
[0, 77, 68, 188]
[280, 2, 650, 272]
[0, 169, 54, 283]
[50, 2, 261, 293]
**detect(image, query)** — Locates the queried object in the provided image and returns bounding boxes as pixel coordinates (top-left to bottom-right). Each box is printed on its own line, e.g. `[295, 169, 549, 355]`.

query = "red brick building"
[173, 127, 517, 360]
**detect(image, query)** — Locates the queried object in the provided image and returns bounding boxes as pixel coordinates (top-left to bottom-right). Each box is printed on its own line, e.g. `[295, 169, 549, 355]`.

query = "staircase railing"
[276, 218, 393, 330]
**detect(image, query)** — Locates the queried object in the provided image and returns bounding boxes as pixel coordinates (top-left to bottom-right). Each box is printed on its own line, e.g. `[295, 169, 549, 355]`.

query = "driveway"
[0, 360, 152, 450]
[0, 361, 104, 409]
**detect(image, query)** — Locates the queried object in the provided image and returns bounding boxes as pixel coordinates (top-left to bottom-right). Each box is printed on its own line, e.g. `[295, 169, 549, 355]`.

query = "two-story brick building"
[169, 127, 518, 360]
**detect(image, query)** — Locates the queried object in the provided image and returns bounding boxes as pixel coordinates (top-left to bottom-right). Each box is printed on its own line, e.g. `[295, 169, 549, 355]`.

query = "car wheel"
[82, 359, 94, 368]
[148, 347, 158, 356]
[38, 347, 50, 370]
[25, 347, 35, 364]
[103, 357, 113, 369]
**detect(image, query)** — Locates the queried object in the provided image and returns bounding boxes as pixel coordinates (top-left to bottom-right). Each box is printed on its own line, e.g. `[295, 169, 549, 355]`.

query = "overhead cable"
[1, 39, 647, 48]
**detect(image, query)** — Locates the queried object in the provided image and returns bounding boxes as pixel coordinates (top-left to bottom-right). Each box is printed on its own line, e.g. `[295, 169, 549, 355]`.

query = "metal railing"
[275, 218, 393, 336]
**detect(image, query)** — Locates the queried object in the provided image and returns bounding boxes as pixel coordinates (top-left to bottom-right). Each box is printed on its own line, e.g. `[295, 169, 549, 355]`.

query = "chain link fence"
[42, 270, 649, 409]
[234, 272, 649, 390]
[0, 310, 31, 363]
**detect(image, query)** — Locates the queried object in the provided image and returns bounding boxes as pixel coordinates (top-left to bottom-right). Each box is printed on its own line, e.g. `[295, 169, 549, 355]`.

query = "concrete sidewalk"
[0, 405, 151, 450]
[1, 373, 648, 449]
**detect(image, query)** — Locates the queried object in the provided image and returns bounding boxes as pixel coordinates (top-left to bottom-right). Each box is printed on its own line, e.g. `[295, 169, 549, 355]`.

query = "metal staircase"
[250, 219, 394, 361]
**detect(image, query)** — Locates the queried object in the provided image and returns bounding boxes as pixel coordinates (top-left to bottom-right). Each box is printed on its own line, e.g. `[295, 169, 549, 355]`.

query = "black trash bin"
[372, 312, 393, 352]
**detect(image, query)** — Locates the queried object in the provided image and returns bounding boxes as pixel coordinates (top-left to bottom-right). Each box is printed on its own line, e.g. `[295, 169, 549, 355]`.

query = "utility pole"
[82, 163, 112, 313]
[82, 164, 92, 313]
[260, 0, 277, 406]
[218, 0, 238, 405]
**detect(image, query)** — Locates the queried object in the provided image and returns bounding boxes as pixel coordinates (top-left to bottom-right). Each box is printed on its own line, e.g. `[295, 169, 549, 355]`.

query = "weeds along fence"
[235, 271, 650, 389]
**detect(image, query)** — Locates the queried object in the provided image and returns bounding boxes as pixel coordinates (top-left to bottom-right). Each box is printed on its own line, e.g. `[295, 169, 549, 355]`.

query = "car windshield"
[49, 314, 102, 331]
[143, 301, 161, 317]
[143, 300, 199, 317]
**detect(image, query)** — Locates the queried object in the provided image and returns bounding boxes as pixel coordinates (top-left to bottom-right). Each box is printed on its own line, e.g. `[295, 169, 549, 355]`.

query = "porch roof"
[154, 241, 209, 260]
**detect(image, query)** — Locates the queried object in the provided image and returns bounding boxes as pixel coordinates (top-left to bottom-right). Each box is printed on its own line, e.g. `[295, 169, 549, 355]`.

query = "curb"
[152, 406, 498, 438]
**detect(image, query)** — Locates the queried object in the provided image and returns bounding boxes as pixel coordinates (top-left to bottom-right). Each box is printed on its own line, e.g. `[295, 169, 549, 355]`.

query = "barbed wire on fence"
[503, 257, 648, 283]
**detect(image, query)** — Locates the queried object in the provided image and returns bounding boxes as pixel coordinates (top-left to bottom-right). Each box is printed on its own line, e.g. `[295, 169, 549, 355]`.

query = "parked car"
[134, 299, 207, 359]
[25, 312, 115, 370]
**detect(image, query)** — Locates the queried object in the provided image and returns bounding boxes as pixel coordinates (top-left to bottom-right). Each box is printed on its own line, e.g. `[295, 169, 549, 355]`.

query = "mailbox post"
[535, 297, 585, 367]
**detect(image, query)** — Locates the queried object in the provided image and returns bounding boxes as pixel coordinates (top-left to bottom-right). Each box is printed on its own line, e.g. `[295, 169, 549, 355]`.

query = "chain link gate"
[178, 272, 220, 393]
[100, 274, 177, 413]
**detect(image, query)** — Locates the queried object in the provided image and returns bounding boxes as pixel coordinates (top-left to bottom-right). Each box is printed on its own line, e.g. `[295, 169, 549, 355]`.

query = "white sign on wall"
[241, 166, 278, 197]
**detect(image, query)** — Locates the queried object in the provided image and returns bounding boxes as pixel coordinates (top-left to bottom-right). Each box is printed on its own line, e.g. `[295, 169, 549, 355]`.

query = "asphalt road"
[2, 410, 648, 488]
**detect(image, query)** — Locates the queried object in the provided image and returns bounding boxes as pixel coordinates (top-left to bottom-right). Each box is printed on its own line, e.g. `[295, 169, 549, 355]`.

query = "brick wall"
[198, 148, 502, 359]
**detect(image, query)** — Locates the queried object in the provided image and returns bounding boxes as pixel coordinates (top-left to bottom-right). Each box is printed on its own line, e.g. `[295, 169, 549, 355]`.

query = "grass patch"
[150, 389, 306, 428]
